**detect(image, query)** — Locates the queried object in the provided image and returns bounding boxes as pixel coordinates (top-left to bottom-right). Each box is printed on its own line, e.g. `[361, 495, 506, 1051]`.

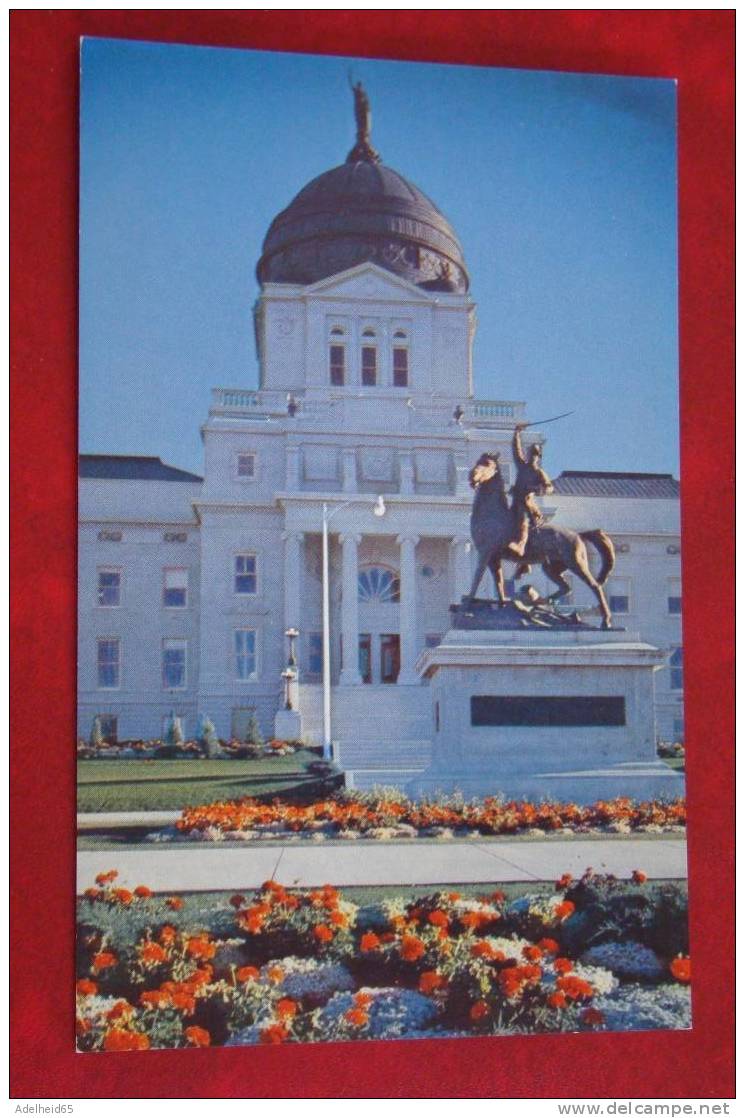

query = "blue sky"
[80, 38, 679, 477]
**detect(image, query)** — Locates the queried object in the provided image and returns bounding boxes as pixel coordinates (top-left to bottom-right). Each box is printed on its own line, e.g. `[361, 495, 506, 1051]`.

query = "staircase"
[297, 683, 433, 791]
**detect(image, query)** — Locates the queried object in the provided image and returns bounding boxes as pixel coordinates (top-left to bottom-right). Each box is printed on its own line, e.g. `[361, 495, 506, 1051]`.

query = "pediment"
[303, 262, 435, 303]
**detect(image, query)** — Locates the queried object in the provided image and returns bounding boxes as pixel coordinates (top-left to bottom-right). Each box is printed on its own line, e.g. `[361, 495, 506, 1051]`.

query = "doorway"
[380, 634, 400, 684]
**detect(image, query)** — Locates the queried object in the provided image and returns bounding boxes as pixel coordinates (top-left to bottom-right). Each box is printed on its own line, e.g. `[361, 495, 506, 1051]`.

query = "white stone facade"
[78, 262, 684, 782]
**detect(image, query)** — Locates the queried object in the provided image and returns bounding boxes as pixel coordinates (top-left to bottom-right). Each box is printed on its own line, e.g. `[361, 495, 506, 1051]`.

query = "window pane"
[163, 640, 186, 688]
[670, 647, 683, 690]
[235, 630, 257, 680]
[308, 632, 323, 675]
[163, 569, 187, 607]
[668, 596, 682, 615]
[393, 347, 408, 387]
[361, 346, 377, 386]
[235, 554, 257, 594]
[97, 571, 120, 607]
[237, 453, 255, 477]
[97, 639, 120, 688]
[609, 595, 629, 614]
[329, 344, 345, 386]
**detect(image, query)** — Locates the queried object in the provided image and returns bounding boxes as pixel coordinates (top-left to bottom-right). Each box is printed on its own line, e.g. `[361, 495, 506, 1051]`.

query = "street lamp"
[321, 494, 386, 759]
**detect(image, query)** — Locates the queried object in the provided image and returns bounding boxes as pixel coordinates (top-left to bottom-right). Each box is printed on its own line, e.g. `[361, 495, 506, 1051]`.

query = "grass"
[77, 750, 337, 813]
[661, 756, 685, 772]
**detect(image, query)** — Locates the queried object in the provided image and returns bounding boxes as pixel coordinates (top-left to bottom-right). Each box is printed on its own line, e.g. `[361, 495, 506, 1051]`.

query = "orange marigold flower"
[139, 989, 170, 1008]
[277, 998, 298, 1020]
[95, 870, 118, 886]
[259, 1024, 288, 1045]
[313, 923, 334, 943]
[399, 934, 426, 962]
[76, 979, 98, 997]
[184, 1025, 211, 1047]
[83, 888, 103, 901]
[547, 991, 567, 1010]
[140, 941, 167, 965]
[113, 888, 134, 906]
[522, 945, 542, 962]
[236, 965, 260, 983]
[582, 1007, 605, 1026]
[491, 891, 506, 904]
[631, 870, 648, 884]
[556, 873, 573, 889]
[537, 938, 560, 955]
[670, 956, 691, 984]
[354, 992, 373, 1008]
[266, 966, 285, 984]
[344, 1007, 369, 1028]
[103, 1028, 150, 1052]
[166, 896, 184, 911]
[92, 951, 117, 972]
[469, 1000, 490, 1022]
[159, 925, 177, 945]
[186, 936, 216, 960]
[556, 975, 594, 1001]
[134, 885, 152, 898]
[329, 909, 348, 928]
[459, 912, 481, 929]
[170, 991, 196, 1013]
[447, 892, 462, 902]
[360, 932, 380, 953]
[428, 909, 449, 928]
[419, 970, 446, 994]
[554, 900, 575, 920]
[470, 940, 495, 960]
[106, 1001, 133, 1022]
[554, 957, 573, 974]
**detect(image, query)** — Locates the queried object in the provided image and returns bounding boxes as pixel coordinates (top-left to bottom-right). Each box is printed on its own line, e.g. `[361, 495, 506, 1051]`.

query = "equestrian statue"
[466, 423, 616, 629]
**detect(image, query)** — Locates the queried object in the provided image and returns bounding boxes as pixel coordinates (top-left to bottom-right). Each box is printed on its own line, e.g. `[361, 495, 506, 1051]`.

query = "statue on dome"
[346, 76, 381, 165]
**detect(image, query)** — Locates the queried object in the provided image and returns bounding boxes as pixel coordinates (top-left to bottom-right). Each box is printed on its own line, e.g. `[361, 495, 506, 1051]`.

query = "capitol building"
[78, 97, 683, 788]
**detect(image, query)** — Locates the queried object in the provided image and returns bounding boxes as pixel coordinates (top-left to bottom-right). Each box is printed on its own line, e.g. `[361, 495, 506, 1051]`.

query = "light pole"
[321, 494, 386, 759]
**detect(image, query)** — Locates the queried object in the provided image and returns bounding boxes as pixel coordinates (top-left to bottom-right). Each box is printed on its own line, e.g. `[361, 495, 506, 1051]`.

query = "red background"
[10, 11, 734, 1100]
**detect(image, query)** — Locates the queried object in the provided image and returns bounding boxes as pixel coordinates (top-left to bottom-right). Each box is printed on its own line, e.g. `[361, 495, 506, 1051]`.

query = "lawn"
[77, 751, 337, 813]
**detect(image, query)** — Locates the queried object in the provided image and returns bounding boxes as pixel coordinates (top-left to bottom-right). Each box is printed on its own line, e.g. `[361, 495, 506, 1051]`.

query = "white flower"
[594, 984, 692, 1032]
[572, 961, 618, 995]
[319, 987, 439, 1039]
[580, 942, 665, 982]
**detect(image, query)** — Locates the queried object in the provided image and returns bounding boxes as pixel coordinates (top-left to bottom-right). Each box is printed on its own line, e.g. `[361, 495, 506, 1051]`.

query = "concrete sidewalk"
[77, 837, 687, 894]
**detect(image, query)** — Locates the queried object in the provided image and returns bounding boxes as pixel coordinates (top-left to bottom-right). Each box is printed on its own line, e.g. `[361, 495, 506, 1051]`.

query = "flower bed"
[160, 791, 686, 843]
[76, 869, 690, 1050]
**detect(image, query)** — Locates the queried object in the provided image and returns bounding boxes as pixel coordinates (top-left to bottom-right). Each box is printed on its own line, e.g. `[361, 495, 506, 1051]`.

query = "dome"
[256, 87, 469, 293]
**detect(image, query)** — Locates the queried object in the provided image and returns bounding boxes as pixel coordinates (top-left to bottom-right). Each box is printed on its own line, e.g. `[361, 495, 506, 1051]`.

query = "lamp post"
[321, 494, 386, 760]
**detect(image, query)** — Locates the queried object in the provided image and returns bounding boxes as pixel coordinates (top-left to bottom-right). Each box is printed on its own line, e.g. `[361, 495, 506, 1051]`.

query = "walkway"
[76, 836, 687, 894]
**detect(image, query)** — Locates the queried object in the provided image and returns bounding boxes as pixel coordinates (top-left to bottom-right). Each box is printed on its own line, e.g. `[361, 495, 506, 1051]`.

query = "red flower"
[344, 1007, 369, 1028]
[185, 1025, 211, 1047]
[427, 909, 449, 928]
[554, 900, 575, 920]
[103, 1028, 150, 1052]
[277, 998, 298, 1020]
[76, 979, 98, 997]
[631, 869, 648, 884]
[259, 1024, 288, 1044]
[537, 938, 560, 955]
[547, 991, 567, 1009]
[556, 975, 594, 1001]
[419, 970, 447, 994]
[469, 1000, 489, 1022]
[113, 888, 134, 906]
[582, 1007, 605, 1027]
[236, 965, 260, 983]
[95, 870, 118, 886]
[360, 932, 380, 953]
[186, 936, 216, 960]
[166, 896, 184, 911]
[313, 923, 334, 943]
[553, 957, 573, 974]
[92, 951, 117, 972]
[106, 1001, 133, 1022]
[229, 894, 247, 909]
[134, 885, 152, 898]
[522, 945, 542, 962]
[670, 956, 691, 984]
[399, 934, 426, 961]
[555, 873, 573, 889]
[140, 942, 167, 965]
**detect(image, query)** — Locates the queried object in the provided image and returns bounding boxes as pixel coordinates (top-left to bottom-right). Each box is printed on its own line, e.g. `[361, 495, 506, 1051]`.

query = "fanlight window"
[358, 566, 400, 603]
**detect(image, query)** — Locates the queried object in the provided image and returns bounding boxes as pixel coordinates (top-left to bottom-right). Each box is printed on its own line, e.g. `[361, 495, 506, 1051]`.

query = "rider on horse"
[506, 423, 555, 562]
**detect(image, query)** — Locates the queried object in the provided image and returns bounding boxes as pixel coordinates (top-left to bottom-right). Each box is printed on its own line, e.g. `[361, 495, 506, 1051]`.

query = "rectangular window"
[163, 568, 188, 608]
[393, 346, 409, 388]
[237, 452, 256, 479]
[608, 577, 630, 615]
[670, 647, 683, 691]
[98, 714, 118, 742]
[361, 345, 377, 386]
[235, 629, 257, 680]
[97, 569, 121, 607]
[308, 632, 323, 676]
[96, 639, 120, 689]
[234, 553, 257, 595]
[162, 639, 187, 689]
[329, 344, 345, 386]
[668, 578, 682, 615]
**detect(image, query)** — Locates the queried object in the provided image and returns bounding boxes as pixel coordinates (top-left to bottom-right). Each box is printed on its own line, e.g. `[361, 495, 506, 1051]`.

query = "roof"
[552, 471, 680, 499]
[79, 455, 203, 483]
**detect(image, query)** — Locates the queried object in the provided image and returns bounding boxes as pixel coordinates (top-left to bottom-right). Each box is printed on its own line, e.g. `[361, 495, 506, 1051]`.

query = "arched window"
[392, 330, 409, 388]
[361, 329, 377, 386]
[328, 327, 345, 386]
[358, 565, 400, 603]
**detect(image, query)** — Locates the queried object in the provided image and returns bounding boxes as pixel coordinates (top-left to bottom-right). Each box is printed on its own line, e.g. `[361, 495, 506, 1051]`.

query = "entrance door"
[358, 634, 372, 684]
[380, 634, 400, 684]
[231, 707, 256, 740]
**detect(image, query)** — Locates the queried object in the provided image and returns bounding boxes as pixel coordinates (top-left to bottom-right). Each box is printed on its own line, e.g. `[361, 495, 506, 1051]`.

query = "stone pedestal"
[274, 708, 303, 742]
[408, 626, 684, 804]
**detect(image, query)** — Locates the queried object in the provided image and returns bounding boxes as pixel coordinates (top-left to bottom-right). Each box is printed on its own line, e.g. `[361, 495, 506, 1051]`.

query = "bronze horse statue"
[467, 453, 615, 629]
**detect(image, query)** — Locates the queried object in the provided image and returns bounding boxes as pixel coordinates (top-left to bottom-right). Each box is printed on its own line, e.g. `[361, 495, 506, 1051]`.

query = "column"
[397, 533, 420, 685]
[450, 535, 472, 603]
[339, 532, 362, 685]
[283, 531, 304, 630]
